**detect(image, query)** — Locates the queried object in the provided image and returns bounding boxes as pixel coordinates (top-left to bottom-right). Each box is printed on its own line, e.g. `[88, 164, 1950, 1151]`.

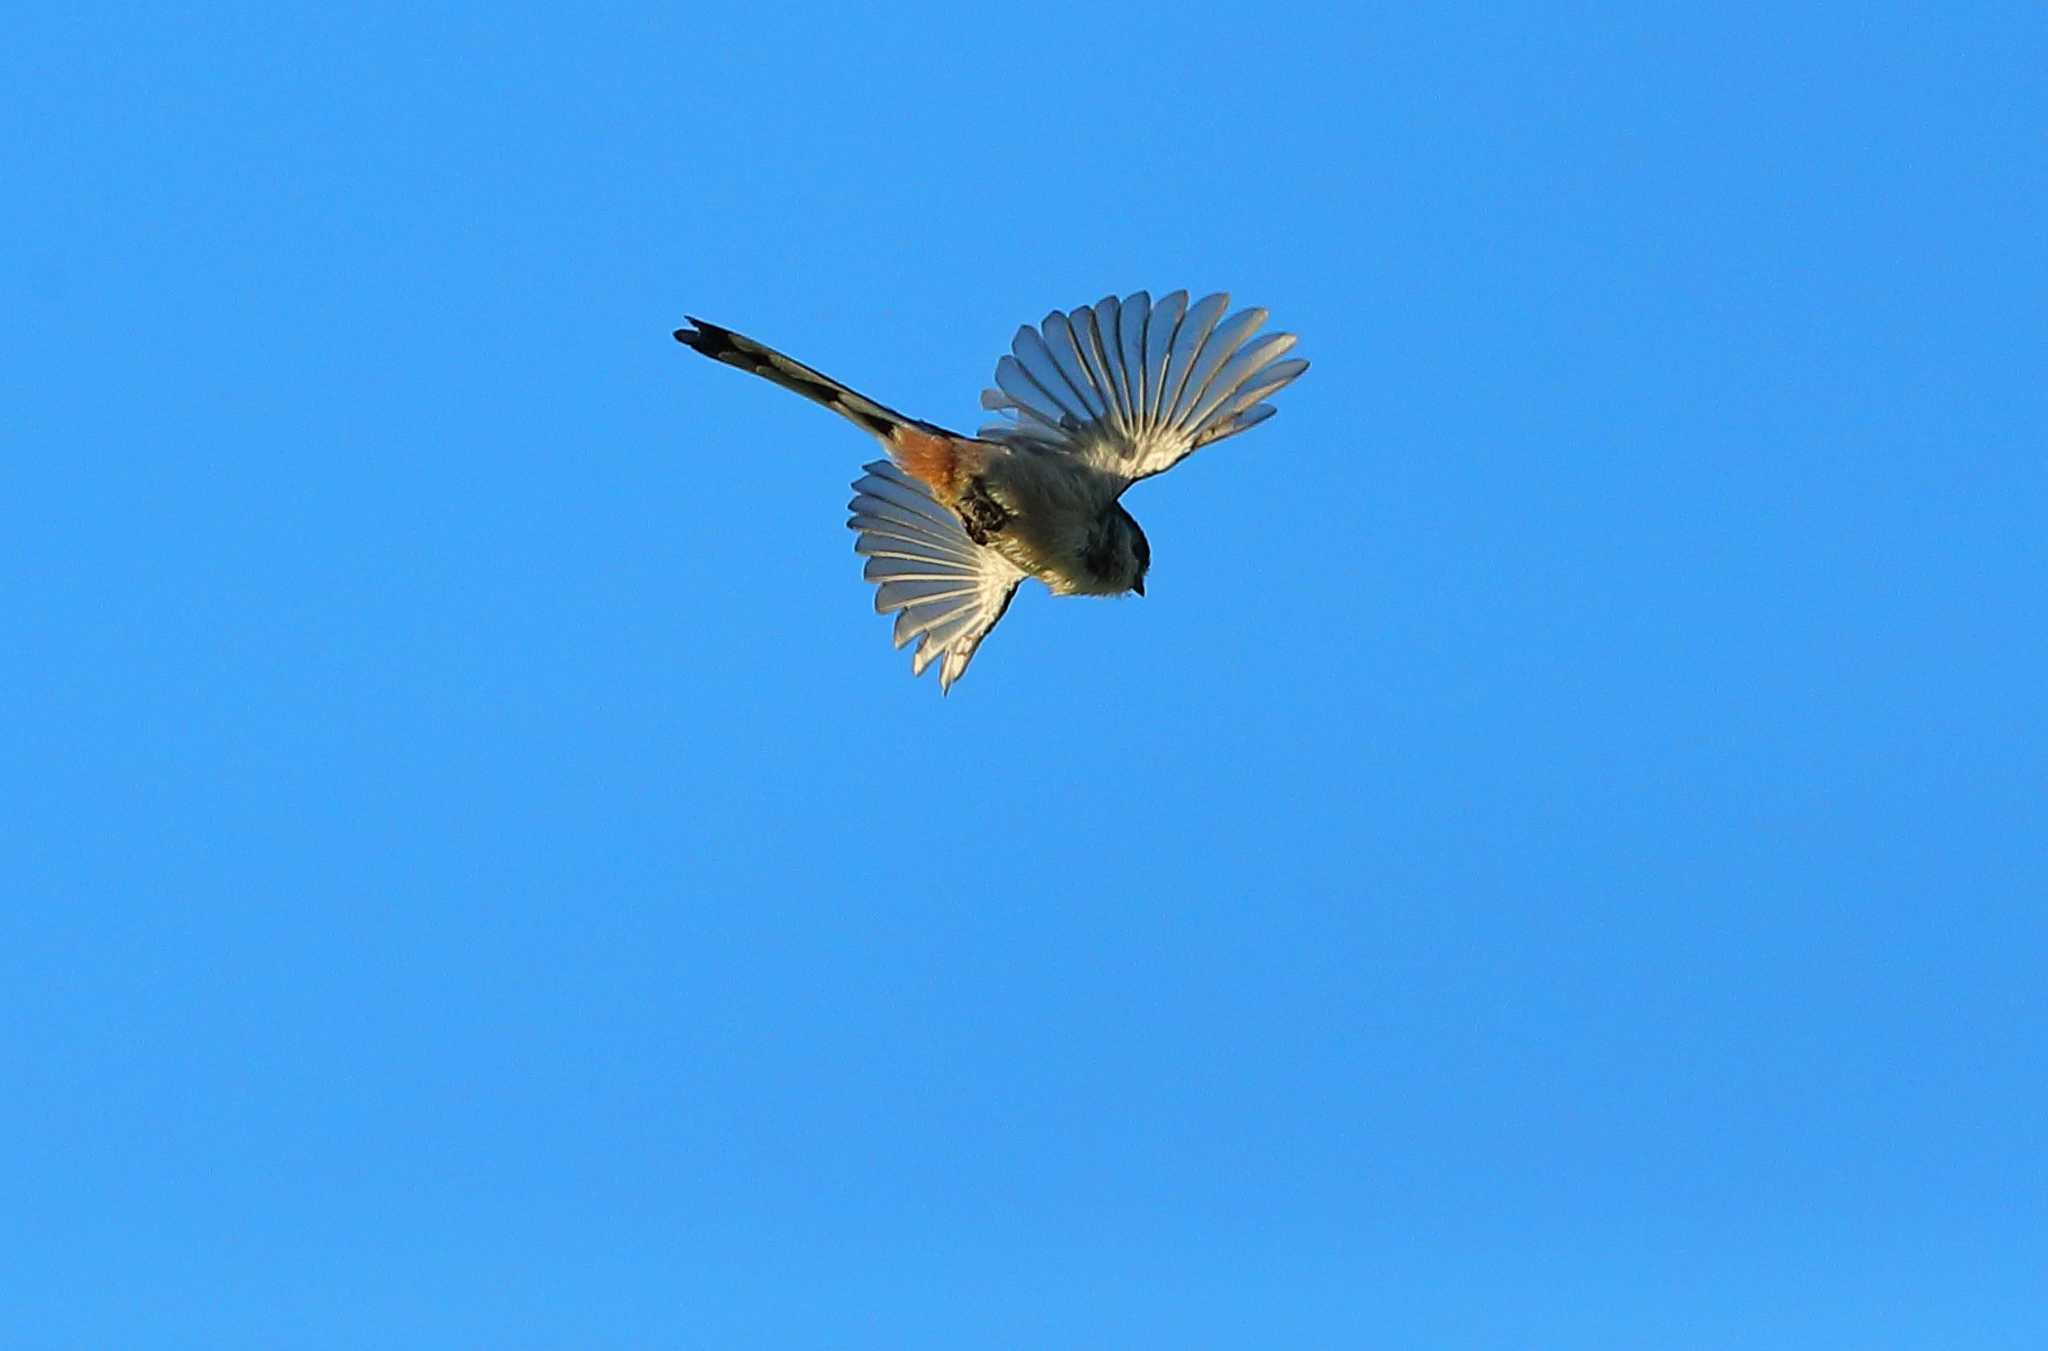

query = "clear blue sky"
[5, 3, 2044, 1346]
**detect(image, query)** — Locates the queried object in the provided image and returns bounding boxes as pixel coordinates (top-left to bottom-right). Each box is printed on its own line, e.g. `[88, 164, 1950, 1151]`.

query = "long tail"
[675, 316, 975, 495]
[674, 316, 929, 441]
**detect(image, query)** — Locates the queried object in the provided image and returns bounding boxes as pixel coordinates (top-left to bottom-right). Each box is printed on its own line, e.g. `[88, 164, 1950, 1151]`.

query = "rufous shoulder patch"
[889, 426, 964, 497]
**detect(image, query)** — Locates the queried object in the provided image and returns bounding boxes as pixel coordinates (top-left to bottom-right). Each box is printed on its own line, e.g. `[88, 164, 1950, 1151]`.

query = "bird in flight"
[673, 290, 1308, 693]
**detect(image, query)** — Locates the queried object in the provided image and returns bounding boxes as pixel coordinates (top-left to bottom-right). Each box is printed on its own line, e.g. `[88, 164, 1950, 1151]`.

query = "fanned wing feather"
[1040, 311, 1107, 422]
[1158, 293, 1230, 429]
[848, 461, 1023, 694]
[1069, 305, 1118, 433]
[1178, 332, 1298, 434]
[1116, 292, 1150, 421]
[1141, 290, 1187, 421]
[1011, 328, 1092, 426]
[978, 290, 1308, 486]
[1166, 306, 1267, 426]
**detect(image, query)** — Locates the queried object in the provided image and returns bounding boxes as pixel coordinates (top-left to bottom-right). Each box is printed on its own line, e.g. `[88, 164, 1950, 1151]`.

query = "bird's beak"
[1133, 577, 1146, 597]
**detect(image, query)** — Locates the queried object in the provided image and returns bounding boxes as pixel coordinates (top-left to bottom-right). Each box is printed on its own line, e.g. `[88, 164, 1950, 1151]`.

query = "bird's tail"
[674, 317, 924, 442]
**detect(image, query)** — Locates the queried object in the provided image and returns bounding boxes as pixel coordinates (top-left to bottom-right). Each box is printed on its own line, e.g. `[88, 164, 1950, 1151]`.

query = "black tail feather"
[674, 317, 919, 440]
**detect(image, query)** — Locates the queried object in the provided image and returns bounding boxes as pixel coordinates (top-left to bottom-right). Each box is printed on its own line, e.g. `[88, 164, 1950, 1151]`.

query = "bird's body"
[674, 290, 1307, 692]
[909, 434, 1139, 597]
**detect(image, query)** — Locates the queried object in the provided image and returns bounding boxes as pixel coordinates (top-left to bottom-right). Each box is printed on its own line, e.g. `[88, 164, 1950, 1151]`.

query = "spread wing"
[848, 461, 1024, 694]
[977, 290, 1309, 489]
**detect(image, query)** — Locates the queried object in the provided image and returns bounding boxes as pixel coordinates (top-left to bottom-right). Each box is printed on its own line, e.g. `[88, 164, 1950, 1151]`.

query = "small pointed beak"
[1133, 577, 1146, 597]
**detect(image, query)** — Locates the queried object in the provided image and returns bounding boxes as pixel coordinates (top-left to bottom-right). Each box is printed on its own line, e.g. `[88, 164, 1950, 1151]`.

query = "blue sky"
[5, 3, 2044, 1346]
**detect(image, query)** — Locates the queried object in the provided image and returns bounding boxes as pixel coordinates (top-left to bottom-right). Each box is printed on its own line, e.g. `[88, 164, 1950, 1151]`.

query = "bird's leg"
[956, 476, 1010, 546]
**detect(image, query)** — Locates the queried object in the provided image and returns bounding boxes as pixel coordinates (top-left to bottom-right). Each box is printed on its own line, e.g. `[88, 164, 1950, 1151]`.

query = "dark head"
[1079, 503, 1152, 597]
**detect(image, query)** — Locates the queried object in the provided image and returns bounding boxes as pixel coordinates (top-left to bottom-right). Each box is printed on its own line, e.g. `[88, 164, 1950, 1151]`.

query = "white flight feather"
[978, 289, 1307, 486]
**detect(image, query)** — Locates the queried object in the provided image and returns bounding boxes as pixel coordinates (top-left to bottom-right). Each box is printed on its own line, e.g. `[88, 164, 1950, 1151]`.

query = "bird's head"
[1085, 503, 1149, 597]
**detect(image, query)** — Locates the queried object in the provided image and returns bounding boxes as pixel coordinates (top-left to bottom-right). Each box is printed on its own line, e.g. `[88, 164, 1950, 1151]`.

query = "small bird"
[673, 290, 1308, 693]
